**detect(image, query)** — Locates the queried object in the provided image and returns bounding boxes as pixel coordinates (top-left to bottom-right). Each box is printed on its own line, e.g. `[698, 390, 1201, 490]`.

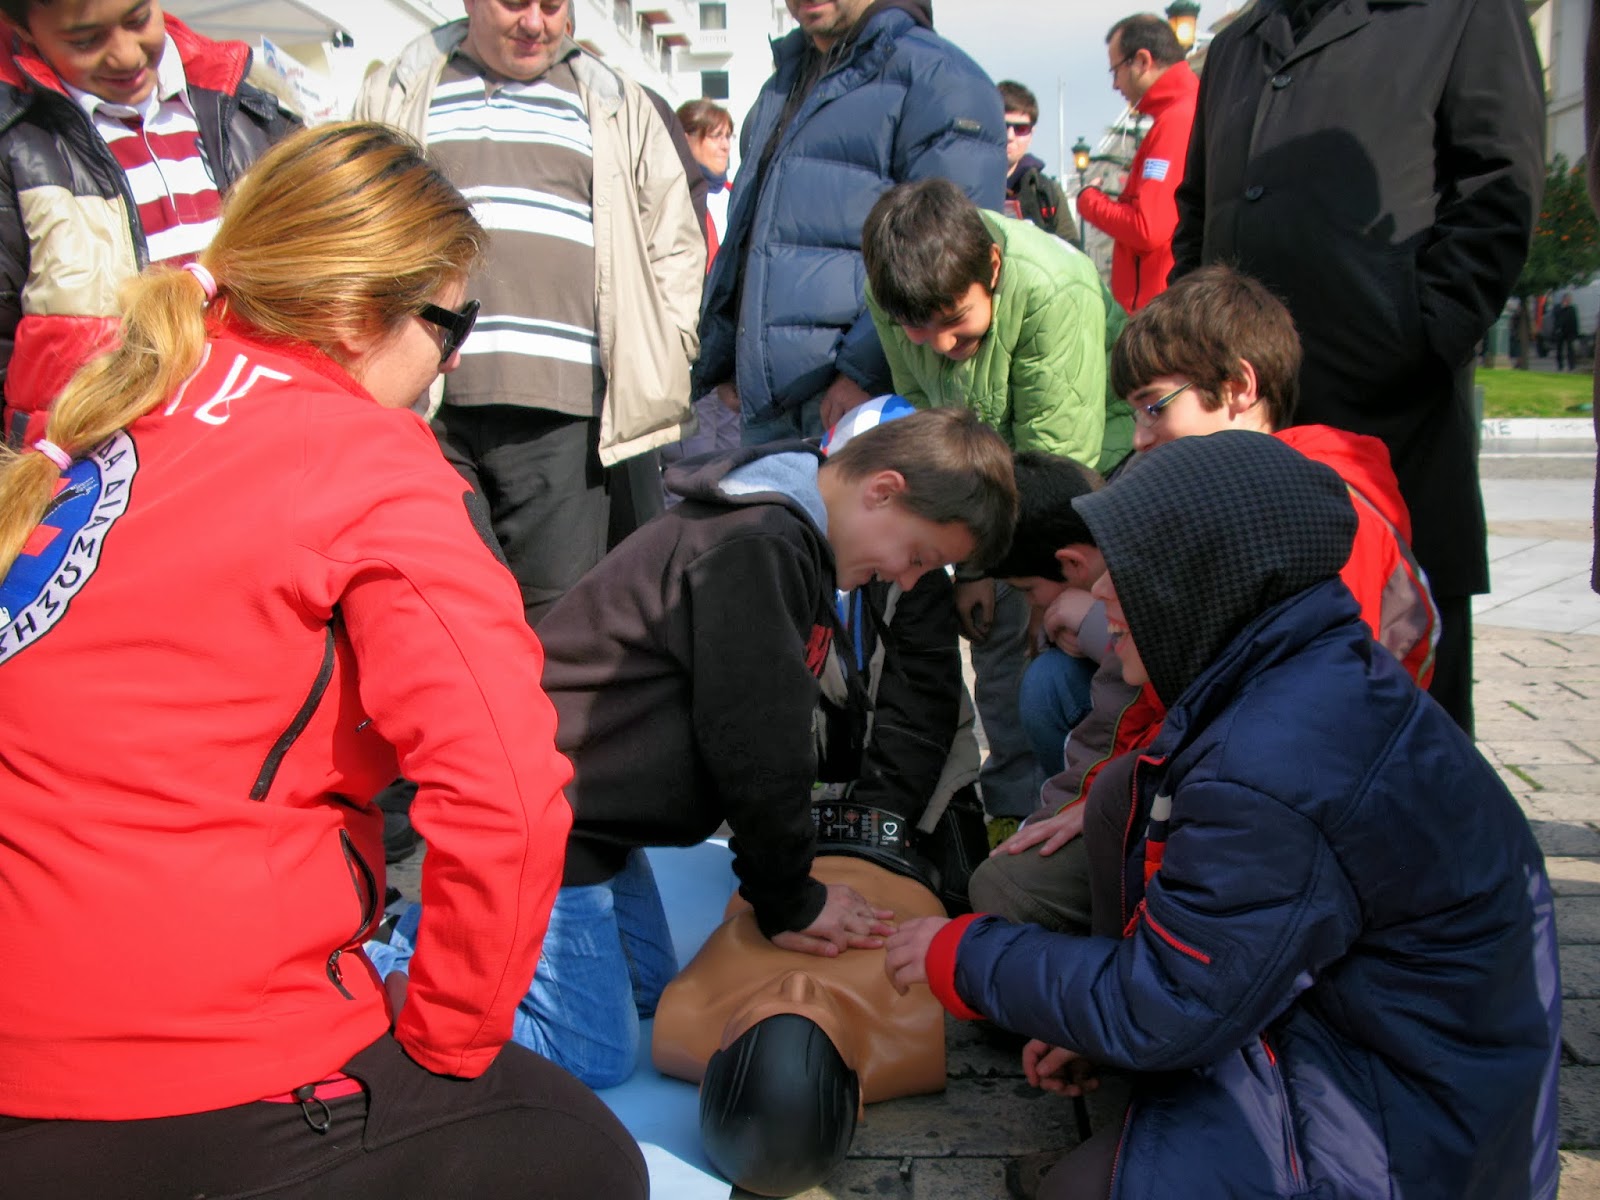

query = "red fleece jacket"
[0, 324, 572, 1119]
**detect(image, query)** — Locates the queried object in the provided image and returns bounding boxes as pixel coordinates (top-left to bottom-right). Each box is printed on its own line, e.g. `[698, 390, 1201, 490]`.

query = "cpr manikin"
[653, 854, 948, 1197]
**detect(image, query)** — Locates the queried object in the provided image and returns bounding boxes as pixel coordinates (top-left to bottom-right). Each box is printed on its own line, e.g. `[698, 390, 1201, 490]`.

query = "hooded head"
[1072, 431, 1356, 707]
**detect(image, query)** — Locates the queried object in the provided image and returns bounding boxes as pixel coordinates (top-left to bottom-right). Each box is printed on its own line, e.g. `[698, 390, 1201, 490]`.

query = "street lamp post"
[1165, 0, 1201, 51]
[1071, 136, 1092, 249]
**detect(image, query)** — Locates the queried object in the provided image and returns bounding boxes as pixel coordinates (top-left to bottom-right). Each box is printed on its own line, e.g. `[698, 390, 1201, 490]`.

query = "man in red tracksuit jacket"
[1076, 14, 1199, 313]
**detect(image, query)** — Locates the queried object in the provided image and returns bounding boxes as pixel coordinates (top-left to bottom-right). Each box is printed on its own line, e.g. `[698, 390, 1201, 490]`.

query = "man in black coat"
[1171, 0, 1545, 733]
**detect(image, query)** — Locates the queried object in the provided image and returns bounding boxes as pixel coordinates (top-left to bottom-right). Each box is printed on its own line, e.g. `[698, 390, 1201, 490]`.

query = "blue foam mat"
[597, 842, 738, 1198]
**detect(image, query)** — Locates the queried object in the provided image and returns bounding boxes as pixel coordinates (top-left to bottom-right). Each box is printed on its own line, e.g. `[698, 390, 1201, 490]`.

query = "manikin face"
[346, 277, 471, 410]
[13, 0, 167, 106]
[461, 0, 569, 82]
[1004, 109, 1034, 172]
[826, 470, 977, 593]
[786, 0, 873, 51]
[1091, 569, 1148, 687]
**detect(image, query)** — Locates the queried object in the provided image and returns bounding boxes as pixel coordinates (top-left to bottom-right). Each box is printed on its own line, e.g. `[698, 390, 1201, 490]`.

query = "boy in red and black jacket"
[0, 0, 295, 445]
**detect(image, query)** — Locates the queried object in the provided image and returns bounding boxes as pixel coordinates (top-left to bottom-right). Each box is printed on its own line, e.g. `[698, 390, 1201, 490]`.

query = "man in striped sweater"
[0, 0, 295, 447]
[356, 0, 704, 628]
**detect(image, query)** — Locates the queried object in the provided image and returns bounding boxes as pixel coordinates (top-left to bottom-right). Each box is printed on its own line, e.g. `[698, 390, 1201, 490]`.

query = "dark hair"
[862, 179, 996, 328]
[676, 98, 733, 138]
[986, 452, 1102, 580]
[1107, 13, 1186, 68]
[997, 80, 1038, 123]
[1110, 265, 1301, 429]
[825, 408, 1018, 570]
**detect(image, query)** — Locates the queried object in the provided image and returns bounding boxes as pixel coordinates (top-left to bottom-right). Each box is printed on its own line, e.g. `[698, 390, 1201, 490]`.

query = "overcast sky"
[932, 1, 1245, 176]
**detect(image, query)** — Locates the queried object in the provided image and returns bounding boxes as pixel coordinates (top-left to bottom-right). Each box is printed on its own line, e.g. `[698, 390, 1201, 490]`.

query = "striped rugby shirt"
[426, 54, 603, 417]
[66, 36, 220, 267]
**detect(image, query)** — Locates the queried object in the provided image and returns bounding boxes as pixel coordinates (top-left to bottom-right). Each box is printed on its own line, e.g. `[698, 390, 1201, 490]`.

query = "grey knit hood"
[1072, 431, 1357, 708]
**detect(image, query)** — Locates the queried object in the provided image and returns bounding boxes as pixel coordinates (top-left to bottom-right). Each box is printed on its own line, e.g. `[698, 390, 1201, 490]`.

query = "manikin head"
[699, 972, 861, 1196]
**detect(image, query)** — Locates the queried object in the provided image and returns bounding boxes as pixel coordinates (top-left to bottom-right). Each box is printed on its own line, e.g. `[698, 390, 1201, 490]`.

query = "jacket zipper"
[250, 624, 336, 801]
[326, 829, 378, 1000]
[1260, 1034, 1305, 1187]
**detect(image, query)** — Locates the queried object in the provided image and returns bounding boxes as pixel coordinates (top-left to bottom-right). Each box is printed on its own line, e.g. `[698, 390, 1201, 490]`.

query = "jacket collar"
[1149, 579, 1362, 757]
[1238, 0, 1425, 65]
[1135, 59, 1198, 117]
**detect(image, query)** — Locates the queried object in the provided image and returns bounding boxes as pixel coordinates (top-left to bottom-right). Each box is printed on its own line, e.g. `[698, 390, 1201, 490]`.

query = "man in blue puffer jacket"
[885, 431, 1562, 1200]
[695, 0, 1005, 444]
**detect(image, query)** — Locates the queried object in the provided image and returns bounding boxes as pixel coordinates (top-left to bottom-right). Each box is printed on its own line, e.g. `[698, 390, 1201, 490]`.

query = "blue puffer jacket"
[942, 580, 1562, 1200]
[694, 5, 1004, 424]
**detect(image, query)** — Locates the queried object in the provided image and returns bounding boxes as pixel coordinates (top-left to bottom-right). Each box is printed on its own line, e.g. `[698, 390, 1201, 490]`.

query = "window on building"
[700, 2, 727, 31]
[614, 0, 632, 35]
[701, 70, 729, 99]
[659, 42, 673, 73]
[639, 15, 653, 55]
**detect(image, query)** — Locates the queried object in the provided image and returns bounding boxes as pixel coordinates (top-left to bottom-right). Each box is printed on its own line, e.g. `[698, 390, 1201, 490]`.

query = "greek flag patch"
[1142, 157, 1171, 181]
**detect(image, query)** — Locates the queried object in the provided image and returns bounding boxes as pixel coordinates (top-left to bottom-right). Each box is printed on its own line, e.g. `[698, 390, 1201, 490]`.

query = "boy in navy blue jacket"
[885, 432, 1561, 1200]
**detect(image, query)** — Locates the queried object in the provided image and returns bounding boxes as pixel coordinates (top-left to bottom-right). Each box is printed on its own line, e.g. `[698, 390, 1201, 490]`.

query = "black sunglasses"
[1109, 53, 1136, 76]
[417, 298, 480, 365]
[1006, 120, 1034, 136]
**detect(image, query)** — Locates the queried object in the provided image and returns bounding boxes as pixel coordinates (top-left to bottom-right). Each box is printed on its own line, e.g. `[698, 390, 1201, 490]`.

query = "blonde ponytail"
[0, 268, 209, 580]
[0, 121, 483, 585]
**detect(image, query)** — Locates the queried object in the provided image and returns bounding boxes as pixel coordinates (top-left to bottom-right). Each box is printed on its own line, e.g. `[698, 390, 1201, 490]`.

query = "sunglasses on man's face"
[417, 298, 480, 365]
[1006, 121, 1034, 137]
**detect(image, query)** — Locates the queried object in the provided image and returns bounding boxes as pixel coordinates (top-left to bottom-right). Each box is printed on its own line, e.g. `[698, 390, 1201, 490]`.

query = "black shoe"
[383, 809, 421, 864]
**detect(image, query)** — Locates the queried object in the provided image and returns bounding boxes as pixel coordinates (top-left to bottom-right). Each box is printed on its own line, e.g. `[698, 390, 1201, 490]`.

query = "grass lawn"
[1476, 367, 1594, 418]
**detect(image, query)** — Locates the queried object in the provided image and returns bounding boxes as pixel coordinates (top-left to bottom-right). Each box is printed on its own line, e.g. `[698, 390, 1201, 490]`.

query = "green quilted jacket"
[868, 211, 1132, 474]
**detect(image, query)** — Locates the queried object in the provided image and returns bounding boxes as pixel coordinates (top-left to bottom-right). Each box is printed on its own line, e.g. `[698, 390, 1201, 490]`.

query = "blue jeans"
[1019, 648, 1097, 776]
[364, 850, 677, 1090]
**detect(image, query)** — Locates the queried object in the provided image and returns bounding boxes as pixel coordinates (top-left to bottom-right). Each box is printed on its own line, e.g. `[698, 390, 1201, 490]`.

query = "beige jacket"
[354, 25, 703, 465]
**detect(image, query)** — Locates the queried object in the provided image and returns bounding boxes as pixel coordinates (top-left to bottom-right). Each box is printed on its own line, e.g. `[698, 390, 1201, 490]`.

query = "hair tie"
[183, 261, 217, 301]
[31, 439, 72, 471]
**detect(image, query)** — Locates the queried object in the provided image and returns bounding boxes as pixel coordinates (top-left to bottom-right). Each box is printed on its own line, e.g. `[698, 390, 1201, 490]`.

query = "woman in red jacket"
[0, 123, 644, 1199]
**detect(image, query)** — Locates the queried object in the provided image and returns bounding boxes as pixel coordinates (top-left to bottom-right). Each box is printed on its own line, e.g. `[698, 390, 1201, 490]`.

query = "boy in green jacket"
[861, 178, 1130, 826]
[862, 178, 1131, 476]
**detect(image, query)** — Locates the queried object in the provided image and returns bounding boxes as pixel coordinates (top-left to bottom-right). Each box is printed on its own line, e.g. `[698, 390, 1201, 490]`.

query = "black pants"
[433, 404, 609, 629]
[0, 1036, 647, 1199]
[1429, 593, 1474, 737]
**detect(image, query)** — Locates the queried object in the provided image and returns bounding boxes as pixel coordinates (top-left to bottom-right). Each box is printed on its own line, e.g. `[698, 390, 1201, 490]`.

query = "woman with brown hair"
[0, 122, 644, 1199]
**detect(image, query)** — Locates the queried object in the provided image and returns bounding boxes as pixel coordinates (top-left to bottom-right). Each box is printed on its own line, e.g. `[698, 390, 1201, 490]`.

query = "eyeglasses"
[1005, 121, 1033, 137]
[1109, 54, 1135, 77]
[417, 298, 480, 365]
[1129, 380, 1194, 426]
